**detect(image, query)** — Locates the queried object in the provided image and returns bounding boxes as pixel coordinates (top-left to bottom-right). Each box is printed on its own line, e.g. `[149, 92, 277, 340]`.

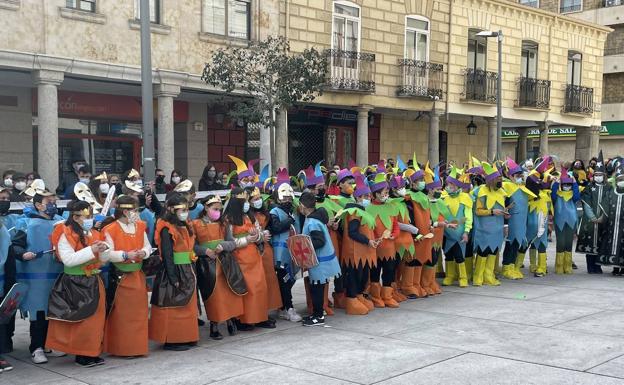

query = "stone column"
[538, 121, 549, 156]
[486, 117, 497, 161]
[259, 124, 272, 175]
[428, 109, 442, 165]
[356, 106, 372, 167]
[516, 127, 529, 161]
[574, 125, 600, 163]
[589, 125, 601, 160]
[33, 70, 64, 191]
[274, 107, 288, 170]
[154, 83, 180, 178]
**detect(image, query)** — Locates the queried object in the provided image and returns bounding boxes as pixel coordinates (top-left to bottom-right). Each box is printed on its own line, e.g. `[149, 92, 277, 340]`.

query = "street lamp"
[476, 30, 503, 159]
[466, 117, 477, 135]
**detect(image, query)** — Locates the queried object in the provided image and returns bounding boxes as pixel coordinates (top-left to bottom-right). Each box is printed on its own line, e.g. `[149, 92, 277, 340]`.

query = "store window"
[521, 41, 538, 78]
[567, 51, 582, 85]
[467, 29, 487, 70]
[405, 16, 429, 62]
[135, 0, 161, 24]
[202, 0, 251, 40]
[332, 1, 360, 53]
[66, 0, 96, 12]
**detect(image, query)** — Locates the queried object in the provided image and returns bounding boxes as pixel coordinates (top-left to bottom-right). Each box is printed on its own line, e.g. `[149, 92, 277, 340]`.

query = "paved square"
[3, 247, 624, 384]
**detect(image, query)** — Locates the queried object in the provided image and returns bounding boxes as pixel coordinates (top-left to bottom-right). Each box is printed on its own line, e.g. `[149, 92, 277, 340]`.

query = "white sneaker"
[279, 308, 302, 322]
[44, 349, 67, 357]
[31, 348, 48, 364]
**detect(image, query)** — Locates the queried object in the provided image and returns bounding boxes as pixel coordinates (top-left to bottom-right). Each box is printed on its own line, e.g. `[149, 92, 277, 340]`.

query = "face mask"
[495, 181, 503, 189]
[0, 200, 9, 215]
[79, 178, 90, 184]
[240, 181, 254, 188]
[243, 202, 250, 213]
[361, 199, 371, 207]
[44, 202, 57, 218]
[3, 178, 12, 187]
[207, 170, 216, 178]
[562, 185, 572, 192]
[99, 183, 110, 194]
[156, 175, 165, 183]
[135, 179, 144, 188]
[617, 181, 624, 189]
[433, 191, 442, 199]
[171, 176, 181, 184]
[378, 195, 388, 203]
[177, 211, 189, 222]
[81, 218, 94, 232]
[445, 186, 458, 195]
[594, 175, 604, 184]
[515, 177, 524, 184]
[207, 209, 221, 221]
[415, 181, 426, 191]
[252, 199, 263, 209]
[396, 188, 406, 197]
[126, 211, 139, 224]
[14, 181, 26, 191]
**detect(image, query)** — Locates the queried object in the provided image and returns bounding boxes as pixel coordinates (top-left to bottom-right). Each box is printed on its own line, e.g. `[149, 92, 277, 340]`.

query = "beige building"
[0, 0, 611, 190]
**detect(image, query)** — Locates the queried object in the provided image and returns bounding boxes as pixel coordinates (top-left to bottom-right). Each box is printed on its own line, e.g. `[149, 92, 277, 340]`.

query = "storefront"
[502, 123, 624, 161]
[32, 90, 188, 176]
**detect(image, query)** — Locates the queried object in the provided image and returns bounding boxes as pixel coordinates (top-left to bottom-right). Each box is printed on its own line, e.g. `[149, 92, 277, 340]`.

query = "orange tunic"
[341, 213, 377, 268]
[254, 212, 282, 311]
[231, 217, 268, 324]
[406, 197, 433, 264]
[372, 216, 397, 261]
[192, 219, 244, 323]
[46, 226, 106, 357]
[101, 220, 149, 356]
[149, 221, 199, 344]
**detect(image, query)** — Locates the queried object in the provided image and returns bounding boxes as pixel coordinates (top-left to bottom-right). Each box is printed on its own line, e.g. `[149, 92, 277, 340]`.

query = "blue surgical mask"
[562, 185, 572, 192]
[252, 199, 263, 209]
[515, 177, 524, 184]
[361, 199, 371, 207]
[44, 202, 57, 218]
[81, 218, 94, 232]
[243, 202, 250, 213]
[416, 181, 426, 191]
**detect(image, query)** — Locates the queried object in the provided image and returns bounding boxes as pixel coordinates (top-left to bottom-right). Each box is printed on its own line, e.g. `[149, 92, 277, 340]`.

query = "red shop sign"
[33, 90, 189, 122]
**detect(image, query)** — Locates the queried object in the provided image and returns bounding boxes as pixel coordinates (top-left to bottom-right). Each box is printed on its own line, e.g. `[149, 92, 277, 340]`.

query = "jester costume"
[551, 170, 580, 274]
[525, 176, 552, 276]
[424, 164, 449, 295]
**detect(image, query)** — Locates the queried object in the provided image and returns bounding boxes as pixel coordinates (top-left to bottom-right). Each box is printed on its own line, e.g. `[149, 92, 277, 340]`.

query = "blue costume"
[302, 215, 341, 284]
[551, 181, 581, 274]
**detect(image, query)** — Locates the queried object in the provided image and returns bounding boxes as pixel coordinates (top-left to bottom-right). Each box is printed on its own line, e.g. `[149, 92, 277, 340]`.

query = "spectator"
[2, 170, 15, 191]
[198, 164, 223, 191]
[165, 170, 183, 192]
[10, 173, 28, 202]
[154, 169, 167, 194]
[108, 174, 122, 196]
[57, 159, 86, 197]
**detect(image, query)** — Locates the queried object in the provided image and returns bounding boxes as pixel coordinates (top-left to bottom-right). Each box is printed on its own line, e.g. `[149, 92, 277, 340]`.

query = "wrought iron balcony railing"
[462, 68, 497, 104]
[515, 77, 550, 109]
[324, 49, 376, 92]
[563, 84, 594, 115]
[396, 59, 443, 99]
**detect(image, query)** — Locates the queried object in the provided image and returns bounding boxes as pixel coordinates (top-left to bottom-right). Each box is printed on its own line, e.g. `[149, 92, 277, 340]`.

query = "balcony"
[563, 85, 594, 115]
[515, 77, 551, 109]
[396, 59, 443, 99]
[461, 68, 497, 104]
[324, 49, 375, 93]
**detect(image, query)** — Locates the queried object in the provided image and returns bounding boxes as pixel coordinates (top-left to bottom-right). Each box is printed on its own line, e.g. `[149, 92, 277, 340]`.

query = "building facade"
[0, 0, 610, 189]
[506, 0, 623, 160]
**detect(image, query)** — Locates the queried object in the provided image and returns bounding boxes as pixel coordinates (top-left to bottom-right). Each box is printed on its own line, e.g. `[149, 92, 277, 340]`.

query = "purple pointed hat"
[506, 157, 523, 176]
[353, 174, 371, 198]
[337, 168, 353, 183]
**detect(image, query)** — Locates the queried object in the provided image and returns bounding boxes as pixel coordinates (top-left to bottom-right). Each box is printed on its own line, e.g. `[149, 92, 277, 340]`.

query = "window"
[66, 0, 96, 12]
[521, 41, 538, 78]
[202, 0, 251, 40]
[135, 0, 160, 24]
[560, 0, 582, 13]
[405, 16, 429, 62]
[567, 51, 582, 85]
[332, 1, 360, 52]
[519, 0, 538, 7]
[467, 29, 487, 70]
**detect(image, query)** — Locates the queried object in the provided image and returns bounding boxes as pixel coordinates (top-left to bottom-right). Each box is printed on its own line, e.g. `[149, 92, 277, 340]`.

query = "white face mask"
[617, 181, 624, 189]
[594, 175, 604, 184]
[252, 199, 263, 209]
[79, 178, 90, 184]
[396, 188, 406, 197]
[100, 183, 110, 194]
[177, 211, 189, 222]
[4, 178, 12, 187]
[14, 181, 26, 191]
[171, 176, 181, 184]
[562, 185, 572, 192]
[515, 177, 524, 184]
[126, 211, 139, 224]
[243, 202, 250, 213]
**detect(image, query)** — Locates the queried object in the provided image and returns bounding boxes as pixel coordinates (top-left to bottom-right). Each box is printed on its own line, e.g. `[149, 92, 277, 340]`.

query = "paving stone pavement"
[3, 245, 624, 385]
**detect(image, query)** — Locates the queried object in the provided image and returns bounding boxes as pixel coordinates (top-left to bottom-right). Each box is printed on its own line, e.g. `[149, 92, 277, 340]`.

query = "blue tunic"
[302, 217, 341, 284]
[0, 225, 10, 297]
[140, 208, 156, 245]
[551, 182, 580, 231]
[507, 187, 530, 247]
[15, 215, 64, 319]
[473, 195, 505, 253]
[443, 201, 468, 255]
[269, 206, 297, 268]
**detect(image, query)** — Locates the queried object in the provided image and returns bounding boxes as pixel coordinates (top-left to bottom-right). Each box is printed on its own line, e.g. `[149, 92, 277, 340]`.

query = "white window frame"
[201, 0, 252, 40]
[404, 15, 430, 62]
[66, 0, 97, 12]
[331, 0, 361, 53]
[560, 0, 583, 13]
[134, 0, 161, 24]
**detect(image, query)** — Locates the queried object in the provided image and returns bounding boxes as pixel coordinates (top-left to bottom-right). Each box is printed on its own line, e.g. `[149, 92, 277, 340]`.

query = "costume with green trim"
[337, 206, 377, 268]
[473, 185, 507, 252]
[442, 191, 473, 255]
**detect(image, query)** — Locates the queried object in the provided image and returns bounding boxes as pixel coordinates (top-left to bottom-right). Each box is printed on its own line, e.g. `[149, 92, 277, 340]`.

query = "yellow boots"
[472, 256, 486, 286]
[529, 249, 537, 273]
[442, 261, 458, 286]
[564, 251, 574, 274]
[457, 262, 469, 288]
[514, 252, 525, 279]
[535, 253, 547, 277]
[555, 252, 565, 274]
[483, 255, 501, 286]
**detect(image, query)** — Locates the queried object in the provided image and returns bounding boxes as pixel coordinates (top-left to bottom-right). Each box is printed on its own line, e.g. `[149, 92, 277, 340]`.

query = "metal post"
[140, 0, 155, 182]
[496, 30, 503, 159]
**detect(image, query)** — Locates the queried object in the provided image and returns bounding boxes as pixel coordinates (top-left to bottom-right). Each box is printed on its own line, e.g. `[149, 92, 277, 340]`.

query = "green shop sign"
[502, 121, 624, 139]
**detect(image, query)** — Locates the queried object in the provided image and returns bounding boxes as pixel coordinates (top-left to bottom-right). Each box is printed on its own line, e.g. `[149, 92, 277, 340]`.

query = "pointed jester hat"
[274, 168, 294, 201]
[389, 175, 406, 190]
[594, 150, 606, 174]
[446, 165, 469, 190]
[482, 162, 501, 183]
[304, 161, 325, 187]
[424, 163, 442, 190]
[353, 173, 371, 198]
[505, 156, 523, 176]
[256, 164, 272, 189]
[370, 172, 389, 193]
[467, 154, 484, 175]
[337, 168, 354, 184]
[559, 167, 575, 184]
[405, 152, 424, 182]
[228, 155, 260, 180]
